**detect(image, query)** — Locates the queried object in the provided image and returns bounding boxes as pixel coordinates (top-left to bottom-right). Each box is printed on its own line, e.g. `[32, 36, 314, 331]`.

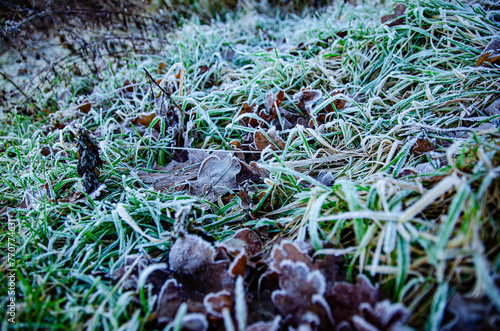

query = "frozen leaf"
[381, 4, 406, 27]
[270, 241, 314, 273]
[237, 102, 260, 127]
[123, 79, 136, 93]
[236, 161, 270, 184]
[122, 112, 161, 138]
[157, 279, 183, 324]
[77, 128, 103, 193]
[476, 37, 500, 67]
[228, 250, 247, 277]
[324, 91, 347, 113]
[336, 31, 348, 38]
[272, 260, 332, 328]
[414, 162, 436, 174]
[181, 313, 209, 331]
[396, 168, 418, 178]
[294, 88, 322, 115]
[169, 234, 216, 273]
[253, 127, 286, 151]
[325, 275, 401, 329]
[484, 99, 500, 117]
[111, 254, 170, 301]
[353, 300, 409, 331]
[412, 138, 435, 156]
[77, 99, 91, 114]
[247, 316, 281, 331]
[262, 90, 285, 123]
[137, 158, 199, 192]
[440, 292, 500, 331]
[234, 229, 263, 256]
[316, 170, 334, 187]
[237, 189, 254, 210]
[189, 154, 241, 201]
[204, 290, 234, 317]
[199, 65, 210, 74]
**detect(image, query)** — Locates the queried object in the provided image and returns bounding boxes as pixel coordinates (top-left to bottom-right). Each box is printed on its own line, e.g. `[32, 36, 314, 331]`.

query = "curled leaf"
[77, 100, 91, 114]
[77, 128, 103, 193]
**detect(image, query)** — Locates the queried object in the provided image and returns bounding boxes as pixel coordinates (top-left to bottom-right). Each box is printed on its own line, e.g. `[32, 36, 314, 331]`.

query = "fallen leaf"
[336, 31, 348, 38]
[247, 316, 281, 331]
[236, 160, 270, 184]
[123, 79, 136, 93]
[381, 3, 406, 27]
[169, 235, 216, 273]
[262, 90, 284, 123]
[137, 158, 198, 192]
[484, 99, 500, 117]
[122, 112, 161, 138]
[199, 65, 210, 74]
[476, 37, 500, 67]
[233, 229, 263, 256]
[294, 87, 322, 115]
[77, 128, 103, 193]
[253, 127, 286, 151]
[324, 90, 347, 113]
[189, 154, 241, 201]
[412, 138, 435, 156]
[440, 292, 500, 331]
[77, 100, 91, 114]
[272, 260, 332, 329]
[157, 279, 183, 323]
[237, 102, 260, 128]
[315, 170, 334, 187]
[204, 290, 234, 317]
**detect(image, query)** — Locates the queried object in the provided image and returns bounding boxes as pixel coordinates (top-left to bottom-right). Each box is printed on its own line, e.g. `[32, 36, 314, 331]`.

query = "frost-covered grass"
[1, 0, 500, 329]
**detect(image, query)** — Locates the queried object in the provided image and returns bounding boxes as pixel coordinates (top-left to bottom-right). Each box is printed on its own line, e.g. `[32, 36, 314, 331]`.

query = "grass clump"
[1, 0, 500, 329]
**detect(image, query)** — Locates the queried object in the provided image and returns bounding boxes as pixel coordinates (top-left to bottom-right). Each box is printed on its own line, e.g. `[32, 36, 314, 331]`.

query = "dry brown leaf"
[324, 90, 346, 113]
[77, 128, 103, 193]
[237, 102, 260, 128]
[204, 290, 234, 318]
[381, 3, 406, 27]
[294, 87, 322, 115]
[122, 112, 161, 138]
[199, 65, 210, 74]
[228, 250, 246, 277]
[233, 229, 263, 256]
[189, 154, 241, 201]
[123, 79, 135, 93]
[77, 99, 91, 114]
[476, 37, 500, 67]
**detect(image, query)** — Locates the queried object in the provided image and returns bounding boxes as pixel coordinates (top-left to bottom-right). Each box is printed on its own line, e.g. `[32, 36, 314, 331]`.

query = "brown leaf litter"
[111, 234, 409, 330]
[138, 150, 269, 202]
[476, 37, 500, 67]
[77, 127, 103, 193]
